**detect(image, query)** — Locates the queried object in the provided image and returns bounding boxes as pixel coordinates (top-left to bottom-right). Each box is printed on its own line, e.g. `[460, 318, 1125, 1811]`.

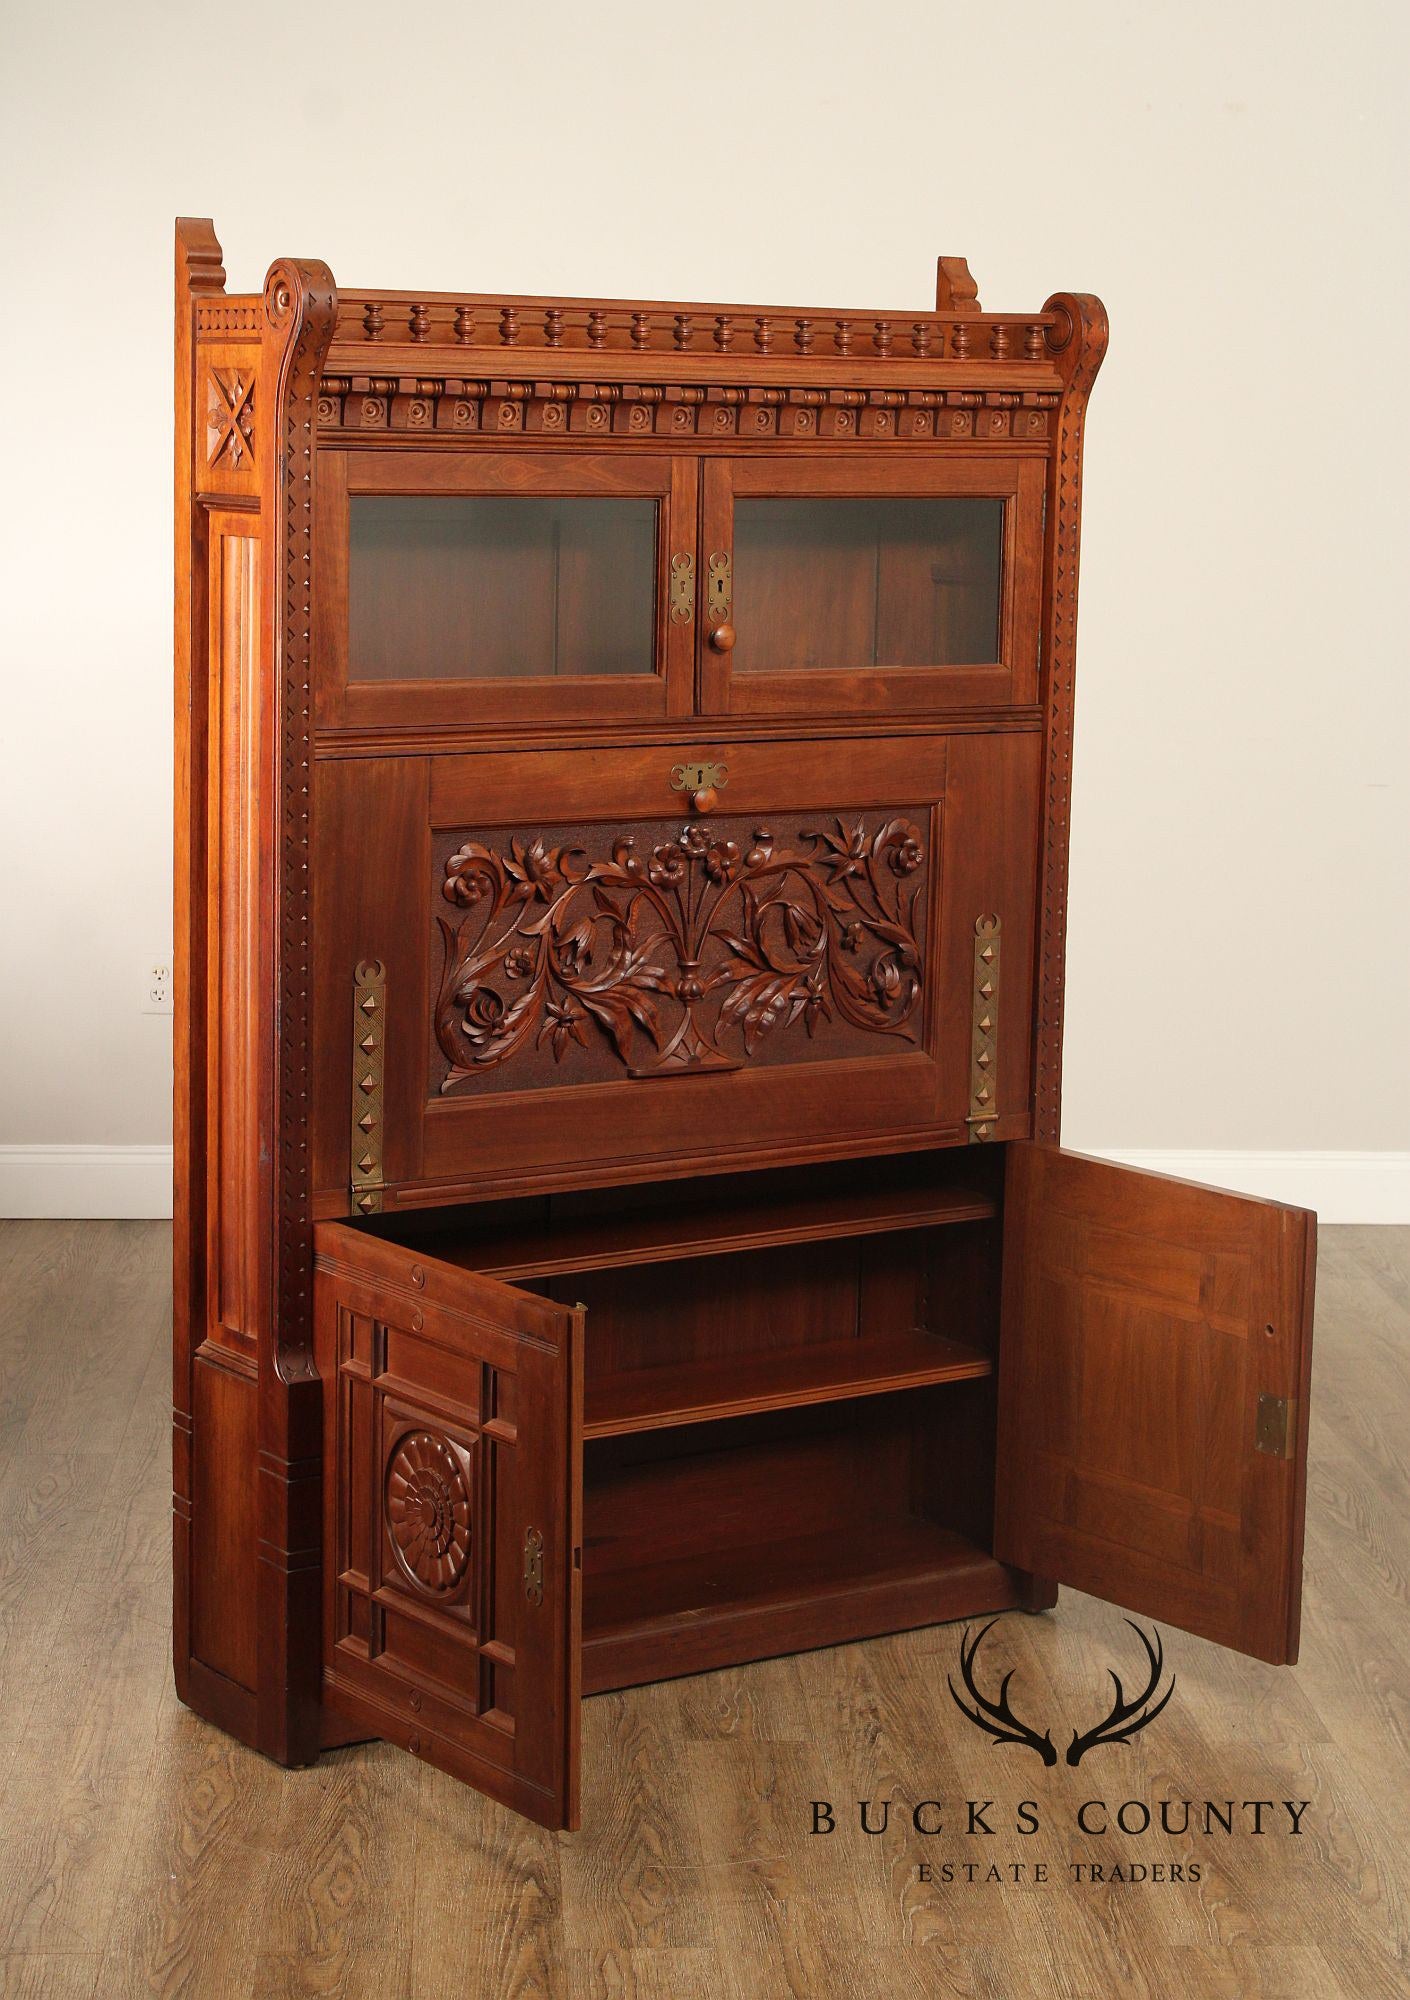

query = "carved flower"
[648, 844, 687, 887]
[538, 995, 589, 1062]
[443, 845, 496, 905]
[679, 824, 709, 857]
[444, 869, 487, 906]
[503, 947, 535, 979]
[460, 987, 507, 1042]
[705, 839, 740, 884]
[888, 832, 924, 876]
[801, 973, 830, 1034]
[504, 835, 582, 902]
[814, 821, 868, 881]
[746, 830, 774, 869]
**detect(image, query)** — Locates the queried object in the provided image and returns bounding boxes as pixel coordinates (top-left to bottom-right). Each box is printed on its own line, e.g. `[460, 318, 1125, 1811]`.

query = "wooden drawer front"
[312, 731, 1040, 1207]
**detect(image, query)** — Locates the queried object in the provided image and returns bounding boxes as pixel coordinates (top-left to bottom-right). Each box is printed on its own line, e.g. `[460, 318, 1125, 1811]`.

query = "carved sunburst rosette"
[385, 1429, 472, 1595]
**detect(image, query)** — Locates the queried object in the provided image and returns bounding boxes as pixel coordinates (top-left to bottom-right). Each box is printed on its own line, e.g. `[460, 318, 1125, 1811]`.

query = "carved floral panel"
[432, 809, 932, 1095]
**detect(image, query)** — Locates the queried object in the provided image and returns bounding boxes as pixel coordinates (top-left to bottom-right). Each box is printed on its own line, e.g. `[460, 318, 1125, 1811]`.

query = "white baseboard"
[0, 1143, 1406, 1226]
[0, 1145, 174, 1219]
[1080, 1149, 1410, 1225]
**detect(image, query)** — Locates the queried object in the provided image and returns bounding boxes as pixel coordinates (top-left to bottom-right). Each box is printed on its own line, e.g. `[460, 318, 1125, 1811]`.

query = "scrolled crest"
[1041, 291, 1109, 388]
[263, 256, 338, 339]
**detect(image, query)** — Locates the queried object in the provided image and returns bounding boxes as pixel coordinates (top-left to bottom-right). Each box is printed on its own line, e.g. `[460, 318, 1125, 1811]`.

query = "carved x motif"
[207, 369, 256, 469]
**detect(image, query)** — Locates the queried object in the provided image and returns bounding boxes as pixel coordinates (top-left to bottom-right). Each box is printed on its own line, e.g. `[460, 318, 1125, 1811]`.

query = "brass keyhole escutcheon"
[671, 761, 728, 813]
[706, 551, 732, 647]
[668, 552, 695, 624]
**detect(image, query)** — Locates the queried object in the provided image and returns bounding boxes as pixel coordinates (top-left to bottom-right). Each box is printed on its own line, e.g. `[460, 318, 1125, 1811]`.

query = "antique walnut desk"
[173, 219, 1317, 1828]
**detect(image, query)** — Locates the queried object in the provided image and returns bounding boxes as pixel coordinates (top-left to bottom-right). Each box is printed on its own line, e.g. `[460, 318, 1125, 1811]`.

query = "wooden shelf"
[582, 1517, 1022, 1694]
[438, 1178, 996, 1283]
[584, 1328, 991, 1438]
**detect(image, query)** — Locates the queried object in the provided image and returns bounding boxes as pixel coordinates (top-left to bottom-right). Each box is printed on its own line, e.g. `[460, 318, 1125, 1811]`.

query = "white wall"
[2, 0, 1407, 1218]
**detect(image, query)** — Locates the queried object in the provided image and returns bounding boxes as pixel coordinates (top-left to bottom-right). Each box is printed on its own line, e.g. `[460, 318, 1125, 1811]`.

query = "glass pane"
[732, 497, 1003, 672]
[348, 495, 658, 681]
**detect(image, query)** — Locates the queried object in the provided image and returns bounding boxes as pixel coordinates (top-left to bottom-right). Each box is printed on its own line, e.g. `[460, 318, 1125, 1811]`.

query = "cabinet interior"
[359, 1146, 1018, 1691]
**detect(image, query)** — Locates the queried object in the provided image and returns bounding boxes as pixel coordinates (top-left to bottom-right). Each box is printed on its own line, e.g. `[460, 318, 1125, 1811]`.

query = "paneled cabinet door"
[315, 449, 698, 732]
[698, 455, 1044, 717]
[314, 1220, 584, 1829]
[994, 1145, 1317, 1665]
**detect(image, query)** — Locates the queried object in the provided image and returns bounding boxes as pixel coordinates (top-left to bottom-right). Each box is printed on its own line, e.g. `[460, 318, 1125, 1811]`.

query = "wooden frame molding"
[174, 222, 337, 1764]
[1032, 293, 1109, 1144]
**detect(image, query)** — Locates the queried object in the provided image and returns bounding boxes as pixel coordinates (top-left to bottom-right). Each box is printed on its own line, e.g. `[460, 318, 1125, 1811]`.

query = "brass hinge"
[523, 1525, 544, 1605]
[967, 914, 1001, 1142]
[669, 552, 695, 624]
[1254, 1393, 1294, 1459]
[706, 550, 732, 626]
[349, 959, 387, 1215]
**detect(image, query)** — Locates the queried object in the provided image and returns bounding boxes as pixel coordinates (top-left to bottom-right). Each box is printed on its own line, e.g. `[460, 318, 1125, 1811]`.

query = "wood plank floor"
[0, 1221, 1406, 1998]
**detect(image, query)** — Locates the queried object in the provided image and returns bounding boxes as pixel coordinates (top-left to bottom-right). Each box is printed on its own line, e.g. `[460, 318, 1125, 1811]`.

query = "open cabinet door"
[314, 1221, 583, 1828]
[994, 1145, 1316, 1665]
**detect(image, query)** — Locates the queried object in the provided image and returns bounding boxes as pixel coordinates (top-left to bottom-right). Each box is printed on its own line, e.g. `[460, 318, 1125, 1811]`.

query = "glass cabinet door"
[699, 458, 1043, 716]
[317, 452, 697, 731]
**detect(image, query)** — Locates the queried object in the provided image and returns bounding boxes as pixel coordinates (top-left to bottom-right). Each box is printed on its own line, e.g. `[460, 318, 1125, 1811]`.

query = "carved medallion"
[434, 811, 928, 1094]
[385, 1429, 472, 1595]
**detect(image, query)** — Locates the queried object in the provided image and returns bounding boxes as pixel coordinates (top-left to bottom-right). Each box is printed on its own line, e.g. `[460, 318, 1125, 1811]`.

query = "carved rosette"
[434, 813, 928, 1093]
[385, 1430, 472, 1595]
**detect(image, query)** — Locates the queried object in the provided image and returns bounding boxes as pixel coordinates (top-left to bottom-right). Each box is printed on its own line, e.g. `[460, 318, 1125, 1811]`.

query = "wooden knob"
[710, 622, 736, 653]
[690, 787, 718, 814]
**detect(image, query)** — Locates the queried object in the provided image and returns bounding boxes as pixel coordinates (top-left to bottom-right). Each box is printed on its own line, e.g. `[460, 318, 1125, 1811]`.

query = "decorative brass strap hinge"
[669, 552, 695, 623]
[1254, 1393, 1295, 1458]
[523, 1526, 544, 1605]
[967, 914, 1001, 1142]
[350, 959, 387, 1214]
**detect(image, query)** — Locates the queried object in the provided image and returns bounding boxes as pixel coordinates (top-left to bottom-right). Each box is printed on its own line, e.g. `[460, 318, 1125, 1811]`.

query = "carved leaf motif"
[435, 814, 927, 1091]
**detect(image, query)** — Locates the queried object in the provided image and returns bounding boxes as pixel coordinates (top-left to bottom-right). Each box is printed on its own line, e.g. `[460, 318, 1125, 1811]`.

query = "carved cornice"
[316, 375, 1059, 443]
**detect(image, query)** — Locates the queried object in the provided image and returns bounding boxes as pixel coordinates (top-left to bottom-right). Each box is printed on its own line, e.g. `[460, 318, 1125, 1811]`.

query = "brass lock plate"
[671, 760, 729, 794]
[669, 552, 695, 624]
[523, 1525, 544, 1605]
[706, 551, 732, 624]
[1254, 1393, 1294, 1458]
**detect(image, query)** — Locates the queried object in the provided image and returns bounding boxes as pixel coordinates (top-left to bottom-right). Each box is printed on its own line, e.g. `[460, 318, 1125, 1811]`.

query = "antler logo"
[947, 1617, 1176, 1767]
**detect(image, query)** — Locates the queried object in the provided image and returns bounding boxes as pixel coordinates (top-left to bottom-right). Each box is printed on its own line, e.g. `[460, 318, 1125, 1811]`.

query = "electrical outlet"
[143, 958, 174, 1015]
